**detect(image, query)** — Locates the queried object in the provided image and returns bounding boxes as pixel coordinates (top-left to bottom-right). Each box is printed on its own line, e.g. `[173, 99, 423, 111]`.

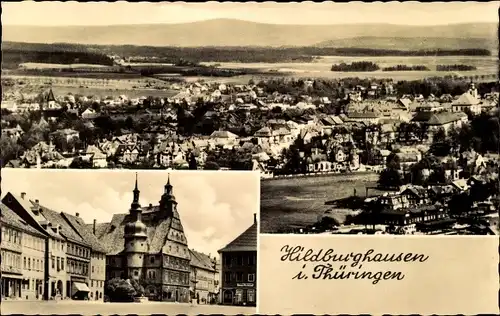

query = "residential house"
[2, 192, 67, 300]
[411, 111, 468, 134]
[51, 129, 80, 142]
[400, 186, 430, 206]
[218, 214, 257, 306]
[66, 216, 107, 302]
[1, 203, 46, 300]
[189, 249, 219, 304]
[210, 131, 239, 147]
[452, 92, 481, 115]
[81, 108, 98, 120]
[85, 145, 108, 168]
[346, 112, 381, 125]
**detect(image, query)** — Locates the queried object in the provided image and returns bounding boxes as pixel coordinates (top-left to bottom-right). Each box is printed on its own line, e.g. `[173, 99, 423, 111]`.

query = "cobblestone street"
[2, 300, 256, 315]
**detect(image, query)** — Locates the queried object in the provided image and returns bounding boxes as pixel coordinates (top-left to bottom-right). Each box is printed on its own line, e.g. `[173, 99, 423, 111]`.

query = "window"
[224, 272, 231, 282]
[237, 256, 243, 266]
[56, 257, 60, 271]
[24, 257, 27, 269]
[236, 272, 243, 282]
[248, 273, 255, 282]
[134, 270, 139, 276]
[61, 258, 64, 271]
[51, 256, 55, 269]
[91, 280, 94, 287]
[247, 289, 255, 302]
[224, 255, 231, 266]
[150, 257, 155, 264]
[28, 258, 31, 270]
[92, 266, 94, 273]
[249, 255, 255, 265]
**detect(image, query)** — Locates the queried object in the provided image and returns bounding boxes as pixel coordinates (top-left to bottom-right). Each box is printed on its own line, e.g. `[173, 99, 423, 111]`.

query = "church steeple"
[130, 172, 141, 215]
[125, 173, 147, 238]
[164, 173, 173, 196]
[159, 173, 177, 218]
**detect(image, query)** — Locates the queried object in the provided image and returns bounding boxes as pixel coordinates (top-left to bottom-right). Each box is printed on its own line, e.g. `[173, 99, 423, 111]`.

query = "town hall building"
[93, 175, 191, 302]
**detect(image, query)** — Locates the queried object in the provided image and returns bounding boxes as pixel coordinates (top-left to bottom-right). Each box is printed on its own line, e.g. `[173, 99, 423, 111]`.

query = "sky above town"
[1, 169, 259, 257]
[2, 1, 498, 26]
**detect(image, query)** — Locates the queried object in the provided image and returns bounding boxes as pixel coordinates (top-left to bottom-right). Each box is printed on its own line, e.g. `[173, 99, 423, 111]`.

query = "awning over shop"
[72, 282, 90, 295]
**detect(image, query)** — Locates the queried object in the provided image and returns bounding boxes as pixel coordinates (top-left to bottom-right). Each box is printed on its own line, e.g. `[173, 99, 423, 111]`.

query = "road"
[2, 300, 256, 315]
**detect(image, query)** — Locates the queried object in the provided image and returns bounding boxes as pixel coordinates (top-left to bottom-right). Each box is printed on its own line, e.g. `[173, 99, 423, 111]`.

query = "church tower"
[159, 174, 178, 219]
[124, 173, 148, 280]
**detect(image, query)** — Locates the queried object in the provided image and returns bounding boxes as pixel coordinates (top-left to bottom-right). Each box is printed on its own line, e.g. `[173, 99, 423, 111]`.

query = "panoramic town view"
[1, 169, 258, 314]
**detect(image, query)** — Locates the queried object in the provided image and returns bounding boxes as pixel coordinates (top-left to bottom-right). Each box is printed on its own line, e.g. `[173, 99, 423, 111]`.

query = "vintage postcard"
[1, 1, 499, 315]
[1, 169, 259, 314]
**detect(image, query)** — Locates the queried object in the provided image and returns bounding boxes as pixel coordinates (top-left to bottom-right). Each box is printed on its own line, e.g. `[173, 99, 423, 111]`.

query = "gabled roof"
[0, 203, 46, 237]
[218, 220, 257, 253]
[62, 213, 107, 253]
[210, 131, 238, 139]
[2, 193, 63, 240]
[189, 249, 216, 272]
[34, 201, 90, 247]
[427, 112, 463, 125]
[46, 88, 56, 102]
[452, 92, 480, 106]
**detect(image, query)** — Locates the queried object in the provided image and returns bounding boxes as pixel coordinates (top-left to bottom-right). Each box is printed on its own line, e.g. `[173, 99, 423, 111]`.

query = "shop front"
[221, 283, 256, 306]
[235, 283, 256, 306]
[71, 282, 90, 300]
[2, 274, 22, 299]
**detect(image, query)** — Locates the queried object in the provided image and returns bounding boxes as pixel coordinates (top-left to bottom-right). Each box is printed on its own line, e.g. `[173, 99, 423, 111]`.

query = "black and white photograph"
[1, 169, 258, 315]
[1, 2, 497, 175]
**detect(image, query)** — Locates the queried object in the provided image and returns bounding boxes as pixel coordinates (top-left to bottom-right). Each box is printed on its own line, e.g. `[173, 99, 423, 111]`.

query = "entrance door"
[223, 290, 233, 304]
[175, 290, 179, 302]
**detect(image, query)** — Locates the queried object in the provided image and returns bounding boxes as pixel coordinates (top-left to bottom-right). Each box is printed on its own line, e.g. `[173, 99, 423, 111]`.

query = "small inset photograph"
[1, 169, 258, 315]
[261, 165, 499, 235]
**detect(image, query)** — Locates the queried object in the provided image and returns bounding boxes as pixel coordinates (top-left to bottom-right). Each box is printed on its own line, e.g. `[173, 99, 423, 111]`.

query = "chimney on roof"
[75, 212, 79, 217]
[21, 192, 26, 199]
[93, 219, 97, 235]
[149, 203, 153, 209]
[253, 213, 257, 224]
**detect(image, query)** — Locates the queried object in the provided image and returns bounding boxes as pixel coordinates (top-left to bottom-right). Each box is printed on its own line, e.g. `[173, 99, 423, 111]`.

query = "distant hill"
[2, 19, 497, 48]
[315, 36, 498, 52]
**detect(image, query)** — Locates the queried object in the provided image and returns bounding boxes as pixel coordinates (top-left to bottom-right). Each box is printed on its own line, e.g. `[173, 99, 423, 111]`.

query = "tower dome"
[124, 220, 147, 237]
[124, 173, 147, 238]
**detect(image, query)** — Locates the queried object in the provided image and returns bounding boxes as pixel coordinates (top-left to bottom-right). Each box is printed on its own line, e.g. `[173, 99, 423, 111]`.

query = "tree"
[125, 116, 135, 130]
[0, 135, 23, 166]
[378, 168, 403, 189]
[430, 127, 451, 157]
[188, 152, 198, 170]
[448, 193, 472, 217]
[204, 161, 220, 170]
[104, 278, 136, 302]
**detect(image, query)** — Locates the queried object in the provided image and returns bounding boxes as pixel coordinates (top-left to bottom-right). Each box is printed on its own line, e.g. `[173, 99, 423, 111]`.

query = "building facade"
[218, 214, 257, 306]
[97, 175, 191, 302]
[189, 249, 219, 304]
[2, 192, 105, 301]
[1, 203, 47, 300]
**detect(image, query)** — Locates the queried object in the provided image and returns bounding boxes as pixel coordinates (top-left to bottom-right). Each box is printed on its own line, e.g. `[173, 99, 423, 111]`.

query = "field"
[260, 173, 384, 233]
[20, 63, 110, 69]
[202, 55, 498, 81]
[2, 74, 177, 99]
